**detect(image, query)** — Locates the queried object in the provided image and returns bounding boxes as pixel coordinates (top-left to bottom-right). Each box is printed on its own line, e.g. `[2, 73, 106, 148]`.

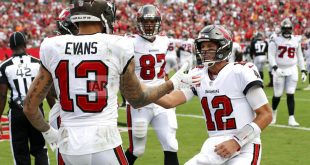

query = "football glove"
[272, 65, 285, 77]
[170, 62, 203, 90]
[42, 126, 58, 151]
[301, 70, 307, 83]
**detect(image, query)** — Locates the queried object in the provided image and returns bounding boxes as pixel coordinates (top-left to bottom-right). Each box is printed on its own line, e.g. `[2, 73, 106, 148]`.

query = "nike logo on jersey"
[65, 42, 98, 55]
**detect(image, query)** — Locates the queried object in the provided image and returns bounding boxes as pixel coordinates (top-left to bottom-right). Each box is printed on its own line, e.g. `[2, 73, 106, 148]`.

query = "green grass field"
[0, 70, 310, 165]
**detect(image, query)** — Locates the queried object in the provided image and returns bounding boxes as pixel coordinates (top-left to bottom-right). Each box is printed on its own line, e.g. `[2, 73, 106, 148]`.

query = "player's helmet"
[182, 30, 190, 39]
[255, 32, 264, 40]
[281, 18, 293, 38]
[195, 25, 233, 67]
[70, 0, 116, 34]
[56, 8, 78, 35]
[136, 4, 161, 40]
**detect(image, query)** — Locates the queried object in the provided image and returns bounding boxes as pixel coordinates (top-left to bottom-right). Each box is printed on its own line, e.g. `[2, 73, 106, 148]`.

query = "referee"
[0, 32, 54, 165]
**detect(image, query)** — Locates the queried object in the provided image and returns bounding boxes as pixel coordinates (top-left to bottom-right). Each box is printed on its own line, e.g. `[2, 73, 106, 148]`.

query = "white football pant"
[61, 145, 128, 165]
[185, 136, 261, 165]
[126, 105, 178, 157]
[254, 56, 267, 72]
[273, 66, 298, 96]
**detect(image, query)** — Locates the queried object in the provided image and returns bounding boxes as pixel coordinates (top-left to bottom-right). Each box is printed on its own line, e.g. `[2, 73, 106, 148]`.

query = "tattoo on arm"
[120, 60, 173, 108]
[24, 67, 53, 132]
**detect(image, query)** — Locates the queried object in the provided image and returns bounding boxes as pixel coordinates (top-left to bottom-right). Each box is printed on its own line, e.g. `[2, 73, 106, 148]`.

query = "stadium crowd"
[0, 0, 309, 49]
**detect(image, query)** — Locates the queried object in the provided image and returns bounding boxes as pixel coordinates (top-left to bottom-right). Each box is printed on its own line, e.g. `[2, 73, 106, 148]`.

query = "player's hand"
[170, 62, 189, 90]
[272, 66, 284, 77]
[170, 62, 203, 90]
[42, 126, 58, 151]
[214, 139, 240, 158]
[301, 70, 307, 83]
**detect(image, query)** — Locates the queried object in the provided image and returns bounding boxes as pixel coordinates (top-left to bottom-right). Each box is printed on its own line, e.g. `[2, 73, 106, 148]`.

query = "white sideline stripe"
[176, 114, 310, 131]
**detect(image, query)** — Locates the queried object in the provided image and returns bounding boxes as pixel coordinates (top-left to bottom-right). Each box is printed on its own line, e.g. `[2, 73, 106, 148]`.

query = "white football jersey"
[40, 33, 134, 127]
[166, 38, 180, 60]
[303, 39, 310, 64]
[268, 35, 305, 70]
[184, 63, 263, 138]
[179, 38, 195, 63]
[129, 34, 169, 86]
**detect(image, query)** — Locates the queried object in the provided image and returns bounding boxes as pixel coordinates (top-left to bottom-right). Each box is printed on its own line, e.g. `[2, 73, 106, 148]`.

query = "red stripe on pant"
[126, 105, 134, 153]
[58, 150, 65, 165]
[114, 145, 128, 165]
[251, 144, 260, 165]
[57, 116, 65, 165]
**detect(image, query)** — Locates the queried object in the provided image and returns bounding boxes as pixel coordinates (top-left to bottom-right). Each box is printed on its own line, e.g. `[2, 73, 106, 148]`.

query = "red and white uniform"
[183, 63, 263, 165]
[165, 37, 180, 73]
[229, 42, 242, 62]
[40, 33, 133, 163]
[126, 34, 178, 157]
[303, 38, 310, 72]
[268, 35, 305, 96]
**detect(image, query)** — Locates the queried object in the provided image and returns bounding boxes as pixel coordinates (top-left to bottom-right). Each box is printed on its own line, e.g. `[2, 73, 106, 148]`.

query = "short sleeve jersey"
[184, 62, 263, 137]
[40, 33, 134, 126]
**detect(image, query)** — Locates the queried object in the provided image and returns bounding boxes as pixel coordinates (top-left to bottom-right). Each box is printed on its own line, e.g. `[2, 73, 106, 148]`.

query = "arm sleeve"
[245, 86, 268, 110]
[268, 39, 277, 67]
[297, 43, 306, 70]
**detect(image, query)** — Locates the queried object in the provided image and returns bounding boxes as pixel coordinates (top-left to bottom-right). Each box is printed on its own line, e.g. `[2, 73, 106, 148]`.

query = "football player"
[303, 28, 310, 90]
[266, 27, 281, 87]
[165, 30, 179, 74]
[155, 25, 272, 165]
[124, 5, 179, 165]
[23, 1, 195, 164]
[177, 30, 195, 69]
[228, 41, 242, 62]
[268, 18, 307, 126]
[250, 32, 268, 80]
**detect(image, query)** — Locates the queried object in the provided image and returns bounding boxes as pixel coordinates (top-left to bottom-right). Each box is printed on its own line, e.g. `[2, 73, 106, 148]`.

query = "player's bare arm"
[0, 83, 8, 136]
[24, 66, 53, 132]
[45, 83, 56, 108]
[120, 59, 174, 108]
[215, 103, 272, 158]
[155, 90, 187, 109]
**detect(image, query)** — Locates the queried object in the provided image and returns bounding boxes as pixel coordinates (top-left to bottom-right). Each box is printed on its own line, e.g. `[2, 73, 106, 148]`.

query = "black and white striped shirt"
[0, 54, 40, 102]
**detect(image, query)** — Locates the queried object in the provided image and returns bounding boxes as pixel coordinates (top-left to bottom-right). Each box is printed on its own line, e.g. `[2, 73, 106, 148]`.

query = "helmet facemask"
[281, 26, 292, 38]
[281, 18, 293, 38]
[137, 17, 161, 40]
[195, 38, 232, 67]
